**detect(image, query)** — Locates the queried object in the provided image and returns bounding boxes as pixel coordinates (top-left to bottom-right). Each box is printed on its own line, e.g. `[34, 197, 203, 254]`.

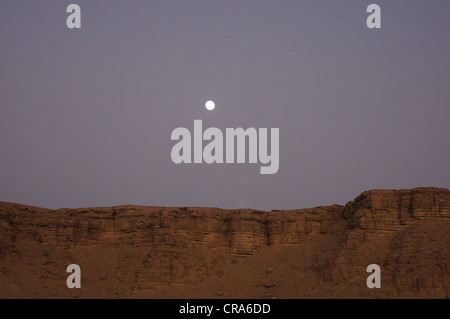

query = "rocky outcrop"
[0, 187, 448, 298]
[344, 187, 450, 234]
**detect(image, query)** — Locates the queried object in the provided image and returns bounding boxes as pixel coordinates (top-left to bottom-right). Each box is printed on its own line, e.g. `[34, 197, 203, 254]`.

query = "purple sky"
[1, 1, 449, 211]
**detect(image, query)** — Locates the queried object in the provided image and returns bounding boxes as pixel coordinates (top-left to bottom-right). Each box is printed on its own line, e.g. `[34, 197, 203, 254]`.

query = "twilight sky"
[1, 1, 449, 211]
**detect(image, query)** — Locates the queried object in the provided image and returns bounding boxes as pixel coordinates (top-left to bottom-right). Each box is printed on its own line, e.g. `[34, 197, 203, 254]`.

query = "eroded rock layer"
[0, 187, 448, 298]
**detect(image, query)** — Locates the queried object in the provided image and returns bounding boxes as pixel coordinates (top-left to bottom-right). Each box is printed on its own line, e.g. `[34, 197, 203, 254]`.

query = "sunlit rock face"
[0, 187, 449, 298]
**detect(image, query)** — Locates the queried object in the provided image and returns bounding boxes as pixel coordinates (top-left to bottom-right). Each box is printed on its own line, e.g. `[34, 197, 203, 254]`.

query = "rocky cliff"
[0, 187, 449, 298]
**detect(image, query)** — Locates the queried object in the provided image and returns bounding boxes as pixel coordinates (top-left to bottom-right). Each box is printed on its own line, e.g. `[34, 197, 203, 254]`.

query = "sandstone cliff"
[0, 187, 448, 298]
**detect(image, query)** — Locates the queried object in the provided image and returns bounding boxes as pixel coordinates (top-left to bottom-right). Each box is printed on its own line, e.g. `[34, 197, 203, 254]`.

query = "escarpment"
[0, 187, 448, 298]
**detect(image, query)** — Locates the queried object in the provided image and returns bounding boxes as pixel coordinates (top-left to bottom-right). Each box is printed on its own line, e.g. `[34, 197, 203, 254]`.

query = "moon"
[205, 100, 215, 111]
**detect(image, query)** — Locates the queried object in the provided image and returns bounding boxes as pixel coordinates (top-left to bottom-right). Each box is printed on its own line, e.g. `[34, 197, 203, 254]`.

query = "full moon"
[205, 100, 215, 111]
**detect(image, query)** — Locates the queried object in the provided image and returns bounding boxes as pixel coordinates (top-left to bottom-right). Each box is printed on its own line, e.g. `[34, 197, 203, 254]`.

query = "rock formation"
[0, 187, 448, 298]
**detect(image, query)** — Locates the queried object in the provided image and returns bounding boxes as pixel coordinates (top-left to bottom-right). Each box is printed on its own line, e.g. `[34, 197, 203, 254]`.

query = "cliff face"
[0, 187, 449, 298]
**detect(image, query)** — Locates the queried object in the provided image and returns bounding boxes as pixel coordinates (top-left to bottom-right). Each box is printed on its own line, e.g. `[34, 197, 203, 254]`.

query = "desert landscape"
[0, 187, 449, 299]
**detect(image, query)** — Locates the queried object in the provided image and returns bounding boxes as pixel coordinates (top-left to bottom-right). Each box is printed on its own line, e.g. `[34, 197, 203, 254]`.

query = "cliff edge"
[0, 187, 448, 298]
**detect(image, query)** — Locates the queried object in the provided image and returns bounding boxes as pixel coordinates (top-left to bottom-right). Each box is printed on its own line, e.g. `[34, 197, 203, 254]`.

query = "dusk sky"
[1, 1, 449, 211]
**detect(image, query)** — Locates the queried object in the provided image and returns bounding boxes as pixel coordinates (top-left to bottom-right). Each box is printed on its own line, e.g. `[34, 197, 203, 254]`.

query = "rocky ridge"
[0, 187, 448, 298]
